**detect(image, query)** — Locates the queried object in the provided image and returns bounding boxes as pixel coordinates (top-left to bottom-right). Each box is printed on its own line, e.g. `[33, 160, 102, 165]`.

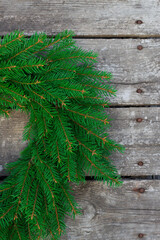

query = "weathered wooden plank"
[107, 107, 160, 146]
[0, 107, 159, 176]
[0, 39, 159, 105]
[0, 110, 29, 175]
[61, 180, 160, 240]
[107, 107, 160, 176]
[109, 146, 160, 176]
[76, 39, 160, 105]
[0, 0, 160, 36]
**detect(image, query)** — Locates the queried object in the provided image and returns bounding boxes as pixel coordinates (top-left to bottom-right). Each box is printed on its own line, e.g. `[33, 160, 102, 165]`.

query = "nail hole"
[136, 89, 143, 93]
[136, 118, 143, 123]
[139, 188, 145, 193]
[138, 161, 144, 166]
[135, 20, 143, 24]
[138, 233, 144, 238]
[137, 45, 143, 50]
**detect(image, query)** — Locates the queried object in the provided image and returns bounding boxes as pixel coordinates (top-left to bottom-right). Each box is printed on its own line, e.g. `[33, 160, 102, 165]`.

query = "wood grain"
[60, 180, 160, 240]
[0, 38, 159, 175]
[0, 110, 28, 176]
[0, 107, 159, 176]
[0, 0, 160, 36]
[1, 1, 160, 239]
[107, 107, 160, 176]
[76, 39, 160, 106]
[0, 39, 159, 106]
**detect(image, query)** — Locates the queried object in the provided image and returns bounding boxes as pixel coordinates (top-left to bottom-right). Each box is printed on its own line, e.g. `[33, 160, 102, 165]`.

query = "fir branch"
[19, 63, 44, 69]
[0, 108, 10, 116]
[49, 55, 96, 63]
[31, 184, 39, 220]
[28, 222, 32, 240]
[35, 142, 58, 183]
[56, 141, 61, 163]
[39, 85, 66, 105]
[0, 84, 29, 100]
[33, 33, 72, 55]
[32, 99, 54, 119]
[0, 183, 18, 193]
[8, 38, 44, 61]
[59, 86, 86, 94]
[10, 79, 41, 85]
[0, 64, 44, 71]
[56, 108, 72, 152]
[44, 76, 75, 82]
[74, 136, 97, 156]
[14, 223, 22, 240]
[67, 108, 109, 124]
[82, 83, 114, 94]
[14, 161, 31, 220]
[69, 117, 108, 145]
[26, 86, 45, 100]
[48, 228, 56, 240]
[0, 29, 124, 239]
[0, 65, 17, 70]
[26, 177, 36, 206]
[44, 194, 48, 216]
[67, 156, 71, 181]
[68, 96, 100, 100]
[0, 205, 14, 220]
[46, 40, 75, 60]
[4, 95, 27, 109]
[60, 185, 77, 215]
[0, 33, 24, 50]
[35, 164, 55, 201]
[0, 194, 11, 203]
[42, 161, 58, 184]
[55, 206, 61, 235]
[43, 115, 48, 135]
[82, 152, 120, 185]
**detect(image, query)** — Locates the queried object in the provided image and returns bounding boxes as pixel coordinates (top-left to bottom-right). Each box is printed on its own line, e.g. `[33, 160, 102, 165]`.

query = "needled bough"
[0, 30, 125, 239]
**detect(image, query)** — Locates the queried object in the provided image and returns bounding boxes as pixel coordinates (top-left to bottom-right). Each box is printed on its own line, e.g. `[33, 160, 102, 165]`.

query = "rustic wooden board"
[0, 110, 29, 176]
[76, 39, 160, 106]
[0, 38, 159, 105]
[61, 180, 160, 240]
[0, 0, 160, 36]
[0, 107, 159, 176]
[107, 107, 160, 176]
[107, 107, 160, 146]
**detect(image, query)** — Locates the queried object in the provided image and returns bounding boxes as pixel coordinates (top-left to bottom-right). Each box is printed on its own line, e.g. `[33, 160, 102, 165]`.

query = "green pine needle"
[0, 29, 125, 239]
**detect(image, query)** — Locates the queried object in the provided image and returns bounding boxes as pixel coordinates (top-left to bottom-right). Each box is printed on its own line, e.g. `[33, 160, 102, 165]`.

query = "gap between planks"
[1, 175, 160, 181]
[74, 35, 160, 39]
[1, 35, 160, 39]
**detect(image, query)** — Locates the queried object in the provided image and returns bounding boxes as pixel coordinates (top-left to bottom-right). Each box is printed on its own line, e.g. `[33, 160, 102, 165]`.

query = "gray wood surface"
[0, 107, 159, 176]
[0, 38, 159, 175]
[0, 38, 159, 106]
[1, 2, 160, 239]
[0, 110, 28, 175]
[61, 180, 160, 240]
[76, 39, 160, 106]
[0, 0, 160, 36]
[108, 107, 160, 176]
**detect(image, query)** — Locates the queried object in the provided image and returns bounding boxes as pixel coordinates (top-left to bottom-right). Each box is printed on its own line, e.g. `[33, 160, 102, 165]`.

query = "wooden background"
[0, 0, 160, 239]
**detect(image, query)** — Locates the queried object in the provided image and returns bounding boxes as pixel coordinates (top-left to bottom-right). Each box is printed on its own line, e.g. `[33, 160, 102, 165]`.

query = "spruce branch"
[0, 29, 125, 239]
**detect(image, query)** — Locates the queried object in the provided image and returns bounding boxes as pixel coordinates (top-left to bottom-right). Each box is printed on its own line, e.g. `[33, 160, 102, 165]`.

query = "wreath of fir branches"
[0, 30, 124, 240]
